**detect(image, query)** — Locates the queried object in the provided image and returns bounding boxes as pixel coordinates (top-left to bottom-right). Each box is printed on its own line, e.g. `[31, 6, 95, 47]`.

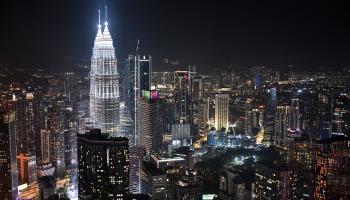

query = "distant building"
[174, 71, 192, 123]
[141, 162, 167, 200]
[274, 105, 291, 147]
[17, 154, 37, 185]
[78, 129, 129, 199]
[314, 136, 350, 199]
[264, 87, 277, 144]
[171, 123, 191, 145]
[214, 93, 229, 131]
[40, 129, 51, 163]
[0, 111, 18, 200]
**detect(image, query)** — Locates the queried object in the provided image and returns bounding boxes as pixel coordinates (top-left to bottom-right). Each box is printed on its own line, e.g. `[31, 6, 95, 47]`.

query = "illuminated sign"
[142, 90, 159, 100]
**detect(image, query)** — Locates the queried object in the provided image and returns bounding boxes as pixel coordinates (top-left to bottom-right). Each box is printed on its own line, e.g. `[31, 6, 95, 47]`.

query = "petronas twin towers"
[89, 7, 120, 135]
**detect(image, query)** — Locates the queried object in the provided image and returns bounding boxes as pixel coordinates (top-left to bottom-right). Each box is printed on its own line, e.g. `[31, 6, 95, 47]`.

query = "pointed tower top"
[98, 9, 101, 28]
[96, 9, 102, 37]
[102, 5, 111, 38]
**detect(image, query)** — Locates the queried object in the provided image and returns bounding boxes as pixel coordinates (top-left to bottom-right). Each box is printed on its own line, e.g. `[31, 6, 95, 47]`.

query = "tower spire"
[95, 9, 102, 39]
[102, 5, 111, 37]
[98, 9, 101, 26]
[105, 5, 108, 26]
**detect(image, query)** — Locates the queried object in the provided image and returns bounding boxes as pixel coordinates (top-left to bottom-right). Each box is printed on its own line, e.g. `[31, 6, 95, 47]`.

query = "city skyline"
[0, 1, 350, 200]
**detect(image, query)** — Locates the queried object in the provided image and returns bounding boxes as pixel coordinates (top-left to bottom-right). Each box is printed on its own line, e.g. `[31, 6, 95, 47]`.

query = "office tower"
[244, 110, 254, 137]
[174, 71, 192, 123]
[314, 136, 350, 199]
[89, 8, 120, 135]
[331, 93, 350, 136]
[46, 101, 66, 178]
[317, 92, 332, 139]
[16, 93, 39, 155]
[139, 55, 152, 92]
[171, 123, 191, 142]
[124, 54, 152, 145]
[274, 105, 291, 147]
[129, 146, 145, 194]
[214, 93, 229, 131]
[290, 99, 300, 133]
[17, 154, 37, 185]
[138, 90, 164, 156]
[78, 129, 129, 199]
[255, 162, 301, 200]
[118, 102, 134, 144]
[40, 129, 51, 163]
[191, 77, 203, 103]
[141, 162, 167, 200]
[198, 97, 210, 129]
[264, 87, 277, 144]
[0, 111, 18, 200]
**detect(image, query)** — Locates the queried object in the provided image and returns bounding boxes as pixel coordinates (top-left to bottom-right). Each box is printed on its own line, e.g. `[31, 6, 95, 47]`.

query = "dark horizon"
[1, 0, 349, 71]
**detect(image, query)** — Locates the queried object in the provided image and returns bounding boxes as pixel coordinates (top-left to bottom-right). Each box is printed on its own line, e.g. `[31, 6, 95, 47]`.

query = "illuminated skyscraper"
[215, 93, 229, 131]
[138, 90, 164, 156]
[174, 71, 192, 123]
[0, 111, 18, 200]
[89, 7, 120, 135]
[274, 105, 291, 147]
[264, 86, 277, 144]
[124, 54, 152, 145]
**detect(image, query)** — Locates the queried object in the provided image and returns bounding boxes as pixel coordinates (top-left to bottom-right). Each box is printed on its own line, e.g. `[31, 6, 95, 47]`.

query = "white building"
[215, 94, 229, 131]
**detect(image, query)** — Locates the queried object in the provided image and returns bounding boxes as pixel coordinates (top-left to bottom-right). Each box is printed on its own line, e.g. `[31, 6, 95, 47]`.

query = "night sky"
[1, 0, 349, 71]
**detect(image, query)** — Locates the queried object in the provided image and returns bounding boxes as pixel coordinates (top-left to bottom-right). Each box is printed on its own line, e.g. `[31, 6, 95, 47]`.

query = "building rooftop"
[143, 162, 166, 176]
[77, 129, 129, 144]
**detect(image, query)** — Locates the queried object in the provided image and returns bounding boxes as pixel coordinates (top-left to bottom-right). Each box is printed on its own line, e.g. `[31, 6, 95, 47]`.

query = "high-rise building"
[23, 93, 38, 155]
[171, 123, 191, 142]
[78, 129, 129, 199]
[264, 87, 277, 144]
[138, 90, 164, 156]
[40, 129, 51, 163]
[191, 77, 203, 104]
[274, 105, 291, 147]
[129, 146, 145, 194]
[141, 162, 167, 200]
[214, 94, 229, 131]
[17, 154, 37, 185]
[314, 136, 350, 199]
[47, 103, 66, 178]
[331, 93, 350, 136]
[139, 55, 152, 92]
[255, 162, 301, 200]
[124, 54, 152, 146]
[89, 8, 120, 135]
[174, 71, 192, 123]
[0, 111, 18, 200]
[290, 99, 300, 132]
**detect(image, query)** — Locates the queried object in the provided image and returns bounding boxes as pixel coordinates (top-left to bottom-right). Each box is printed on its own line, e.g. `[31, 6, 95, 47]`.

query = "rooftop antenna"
[98, 9, 101, 28]
[136, 39, 140, 53]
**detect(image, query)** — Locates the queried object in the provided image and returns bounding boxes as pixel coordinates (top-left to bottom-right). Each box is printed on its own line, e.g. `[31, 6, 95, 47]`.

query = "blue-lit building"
[264, 86, 277, 144]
